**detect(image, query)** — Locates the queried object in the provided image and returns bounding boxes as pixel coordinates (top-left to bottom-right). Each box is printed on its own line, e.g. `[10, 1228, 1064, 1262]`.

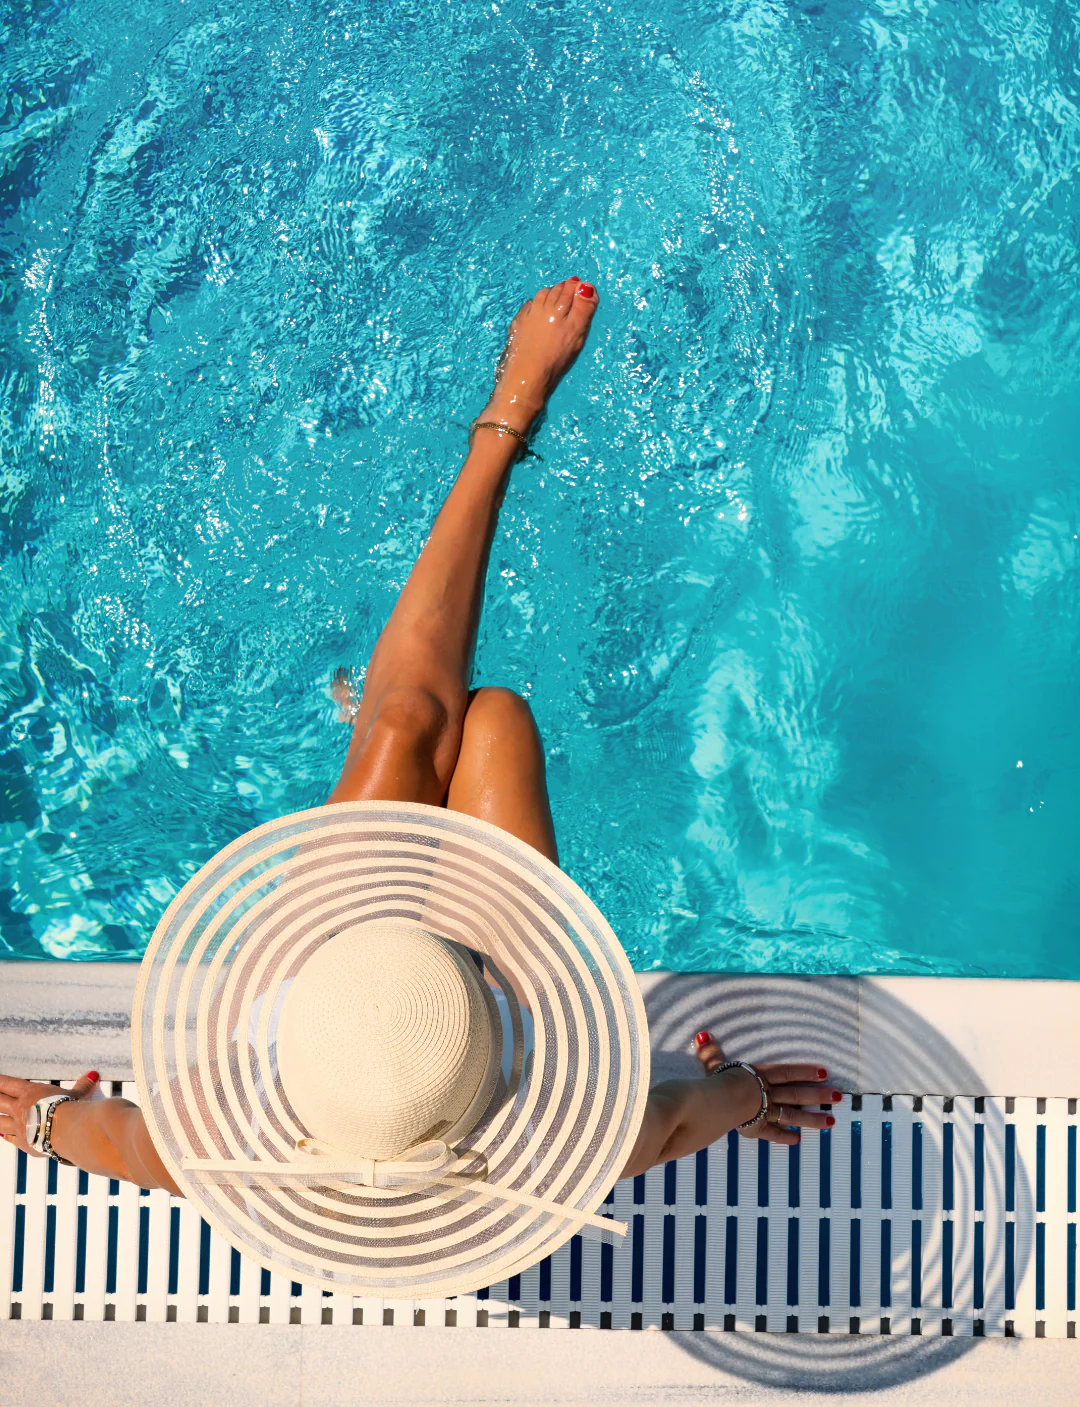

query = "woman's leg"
[445, 687, 559, 863]
[329, 277, 597, 811]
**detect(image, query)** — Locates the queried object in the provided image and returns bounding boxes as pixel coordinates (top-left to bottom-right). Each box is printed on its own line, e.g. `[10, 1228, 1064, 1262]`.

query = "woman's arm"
[621, 1067, 762, 1178]
[622, 1041, 840, 1179]
[0, 1074, 181, 1195]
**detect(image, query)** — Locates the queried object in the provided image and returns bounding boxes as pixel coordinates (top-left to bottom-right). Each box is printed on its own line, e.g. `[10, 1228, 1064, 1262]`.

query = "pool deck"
[1, 962, 1077, 1405]
[2, 1319, 1076, 1406]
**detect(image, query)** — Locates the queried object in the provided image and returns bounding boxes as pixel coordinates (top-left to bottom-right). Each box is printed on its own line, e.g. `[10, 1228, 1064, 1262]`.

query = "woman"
[0, 278, 838, 1194]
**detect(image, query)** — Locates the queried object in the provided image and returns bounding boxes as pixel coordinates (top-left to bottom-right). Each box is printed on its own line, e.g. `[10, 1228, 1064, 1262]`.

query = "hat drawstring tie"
[292, 1136, 457, 1187]
[181, 1139, 627, 1237]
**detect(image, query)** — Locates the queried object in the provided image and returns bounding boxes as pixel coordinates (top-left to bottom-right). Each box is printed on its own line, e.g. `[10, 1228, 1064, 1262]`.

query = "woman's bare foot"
[477, 277, 599, 437]
[331, 666, 360, 722]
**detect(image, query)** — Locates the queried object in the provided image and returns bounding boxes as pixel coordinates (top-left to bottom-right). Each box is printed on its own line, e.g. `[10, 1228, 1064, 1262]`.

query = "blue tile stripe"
[755, 1217, 768, 1307]
[724, 1214, 738, 1306]
[911, 1220, 922, 1310]
[942, 1121, 954, 1211]
[849, 1218, 861, 1308]
[726, 1130, 739, 1206]
[693, 1215, 706, 1304]
[661, 1217, 675, 1304]
[786, 1217, 799, 1307]
[974, 1220, 985, 1311]
[1005, 1124, 1015, 1213]
[975, 1123, 985, 1213]
[757, 1141, 769, 1209]
[942, 1218, 954, 1309]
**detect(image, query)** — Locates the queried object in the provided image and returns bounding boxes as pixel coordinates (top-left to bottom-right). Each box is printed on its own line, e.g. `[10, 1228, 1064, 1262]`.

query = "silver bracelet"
[708, 1060, 769, 1129]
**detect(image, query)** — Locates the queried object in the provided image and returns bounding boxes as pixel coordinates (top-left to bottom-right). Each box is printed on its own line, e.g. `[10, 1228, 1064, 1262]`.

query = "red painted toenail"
[576, 283, 596, 299]
[694, 1031, 711, 1047]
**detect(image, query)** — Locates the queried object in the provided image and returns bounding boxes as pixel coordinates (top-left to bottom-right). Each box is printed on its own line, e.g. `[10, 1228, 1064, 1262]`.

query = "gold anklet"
[469, 419, 542, 460]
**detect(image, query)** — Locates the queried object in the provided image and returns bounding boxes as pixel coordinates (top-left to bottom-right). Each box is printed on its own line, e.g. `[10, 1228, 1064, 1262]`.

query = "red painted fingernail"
[817, 1069, 827, 1079]
[826, 1116, 836, 1126]
[694, 1031, 711, 1047]
[831, 1090, 842, 1102]
[576, 283, 596, 299]
[86, 1071, 100, 1083]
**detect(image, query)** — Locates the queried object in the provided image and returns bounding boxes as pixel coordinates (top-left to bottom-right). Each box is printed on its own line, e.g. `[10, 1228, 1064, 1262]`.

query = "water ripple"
[1, 0, 1079, 973]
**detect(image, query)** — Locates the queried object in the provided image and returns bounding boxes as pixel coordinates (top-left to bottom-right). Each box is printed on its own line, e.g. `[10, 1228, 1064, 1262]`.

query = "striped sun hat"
[132, 801, 650, 1299]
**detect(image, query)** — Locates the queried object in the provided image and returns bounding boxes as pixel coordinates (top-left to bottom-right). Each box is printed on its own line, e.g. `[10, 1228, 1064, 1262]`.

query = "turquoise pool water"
[3, 1, 1079, 975]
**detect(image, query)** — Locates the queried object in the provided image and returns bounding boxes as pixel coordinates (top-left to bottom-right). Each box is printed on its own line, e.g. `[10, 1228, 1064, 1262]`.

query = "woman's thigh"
[445, 687, 559, 864]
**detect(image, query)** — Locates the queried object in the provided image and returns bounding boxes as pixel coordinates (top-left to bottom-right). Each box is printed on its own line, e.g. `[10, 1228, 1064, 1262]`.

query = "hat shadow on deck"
[643, 972, 1012, 1393]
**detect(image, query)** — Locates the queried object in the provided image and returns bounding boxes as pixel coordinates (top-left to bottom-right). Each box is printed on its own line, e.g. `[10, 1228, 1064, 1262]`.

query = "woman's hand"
[622, 1027, 844, 1178]
[0, 1070, 101, 1156]
[694, 1032, 841, 1147]
[0, 1070, 180, 1193]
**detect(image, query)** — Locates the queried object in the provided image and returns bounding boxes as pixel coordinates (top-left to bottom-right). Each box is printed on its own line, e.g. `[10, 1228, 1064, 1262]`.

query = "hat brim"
[133, 801, 650, 1298]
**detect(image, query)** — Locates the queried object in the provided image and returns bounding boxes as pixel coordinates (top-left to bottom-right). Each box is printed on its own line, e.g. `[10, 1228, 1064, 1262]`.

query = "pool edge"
[1, 962, 1076, 1095]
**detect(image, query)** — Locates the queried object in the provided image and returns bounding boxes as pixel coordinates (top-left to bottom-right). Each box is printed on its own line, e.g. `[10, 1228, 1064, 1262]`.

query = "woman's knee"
[366, 686, 453, 750]
[463, 686, 538, 742]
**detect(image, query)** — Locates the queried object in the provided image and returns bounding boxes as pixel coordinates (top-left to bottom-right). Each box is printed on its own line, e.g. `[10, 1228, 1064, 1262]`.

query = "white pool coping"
[1, 962, 1077, 1096]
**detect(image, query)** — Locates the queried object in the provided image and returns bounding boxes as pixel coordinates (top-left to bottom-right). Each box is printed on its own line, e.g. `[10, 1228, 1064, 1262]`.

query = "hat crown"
[276, 921, 494, 1160]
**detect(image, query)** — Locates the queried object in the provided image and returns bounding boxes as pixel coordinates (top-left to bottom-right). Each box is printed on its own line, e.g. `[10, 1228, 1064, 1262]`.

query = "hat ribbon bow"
[182, 1138, 627, 1237]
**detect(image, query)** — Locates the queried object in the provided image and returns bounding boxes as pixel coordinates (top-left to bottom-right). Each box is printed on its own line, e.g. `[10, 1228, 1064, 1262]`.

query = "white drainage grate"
[1, 1084, 1076, 1334]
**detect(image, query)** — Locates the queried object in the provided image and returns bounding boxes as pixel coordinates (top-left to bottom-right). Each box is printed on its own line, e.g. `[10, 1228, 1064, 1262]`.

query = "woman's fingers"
[742, 1106, 835, 1145]
[767, 1083, 842, 1106]
[757, 1063, 829, 1086]
[755, 1123, 800, 1146]
[0, 1097, 21, 1144]
[70, 1072, 101, 1101]
[771, 1105, 835, 1131]
[692, 1034, 725, 1073]
[0, 1073, 97, 1147]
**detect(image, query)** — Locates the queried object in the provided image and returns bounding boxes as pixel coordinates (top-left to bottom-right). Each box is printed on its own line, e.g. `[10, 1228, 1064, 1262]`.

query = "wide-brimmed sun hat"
[133, 801, 650, 1299]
